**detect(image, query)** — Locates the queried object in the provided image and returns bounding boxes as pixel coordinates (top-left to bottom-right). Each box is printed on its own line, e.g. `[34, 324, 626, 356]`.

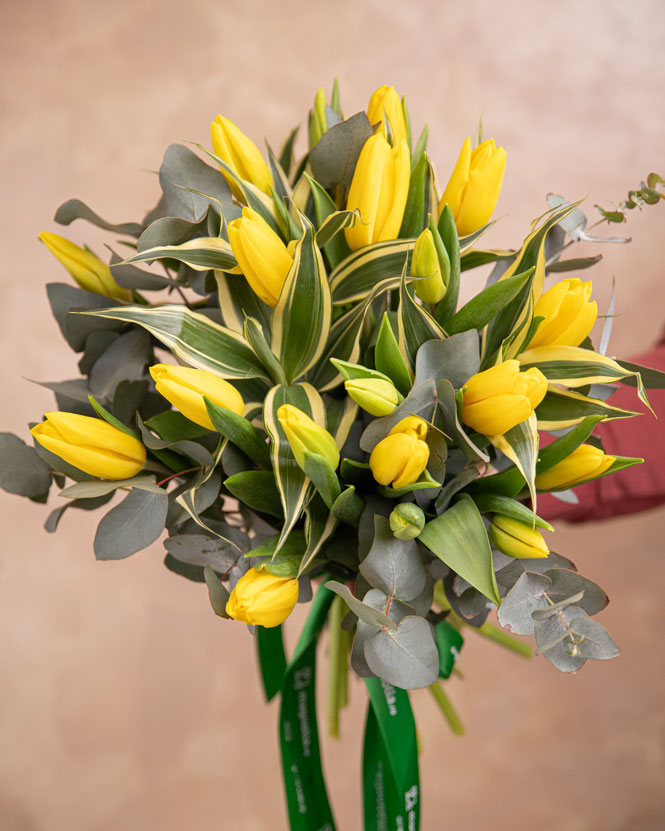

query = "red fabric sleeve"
[539, 330, 665, 523]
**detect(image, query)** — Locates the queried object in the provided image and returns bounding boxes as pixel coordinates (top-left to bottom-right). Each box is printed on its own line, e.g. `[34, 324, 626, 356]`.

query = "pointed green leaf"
[419, 494, 500, 605]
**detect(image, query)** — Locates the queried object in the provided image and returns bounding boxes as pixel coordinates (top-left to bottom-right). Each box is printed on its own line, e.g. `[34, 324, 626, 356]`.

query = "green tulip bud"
[412, 228, 448, 304]
[390, 503, 426, 540]
[344, 377, 403, 416]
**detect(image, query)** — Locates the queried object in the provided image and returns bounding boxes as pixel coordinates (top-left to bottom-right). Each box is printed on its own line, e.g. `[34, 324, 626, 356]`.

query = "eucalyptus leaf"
[164, 533, 238, 572]
[309, 112, 373, 188]
[204, 565, 231, 618]
[326, 581, 396, 630]
[93, 488, 168, 560]
[54, 198, 143, 237]
[414, 331, 480, 390]
[0, 433, 52, 499]
[364, 616, 439, 690]
[497, 571, 552, 635]
[88, 328, 152, 399]
[360, 516, 427, 601]
[59, 475, 162, 499]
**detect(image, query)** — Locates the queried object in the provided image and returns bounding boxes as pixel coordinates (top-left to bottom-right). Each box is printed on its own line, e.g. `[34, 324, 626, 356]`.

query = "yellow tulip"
[226, 567, 299, 628]
[39, 232, 131, 301]
[369, 416, 430, 489]
[489, 515, 549, 559]
[438, 137, 507, 237]
[367, 85, 408, 148]
[227, 208, 293, 306]
[277, 404, 340, 471]
[344, 133, 410, 250]
[528, 278, 598, 348]
[31, 412, 146, 480]
[411, 228, 447, 304]
[461, 360, 547, 436]
[344, 377, 402, 416]
[210, 114, 273, 198]
[149, 364, 244, 430]
[535, 444, 616, 491]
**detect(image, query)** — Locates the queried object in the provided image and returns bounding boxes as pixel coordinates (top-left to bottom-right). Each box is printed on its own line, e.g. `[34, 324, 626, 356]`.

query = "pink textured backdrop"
[1, 1, 664, 828]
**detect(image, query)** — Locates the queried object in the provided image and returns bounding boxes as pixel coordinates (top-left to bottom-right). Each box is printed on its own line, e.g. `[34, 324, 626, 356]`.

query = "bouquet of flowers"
[2, 81, 663, 830]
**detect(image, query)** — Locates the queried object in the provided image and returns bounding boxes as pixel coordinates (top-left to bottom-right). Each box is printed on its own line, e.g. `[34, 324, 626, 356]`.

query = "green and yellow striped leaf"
[305, 174, 351, 270]
[323, 395, 358, 451]
[194, 142, 283, 237]
[433, 205, 461, 327]
[482, 200, 583, 363]
[519, 345, 652, 411]
[120, 237, 236, 271]
[243, 316, 287, 386]
[330, 238, 415, 305]
[398, 263, 447, 368]
[83, 305, 269, 380]
[300, 494, 338, 576]
[445, 267, 534, 336]
[488, 412, 539, 513]
[263, 383, 325, 552]
[536, 386, 640, 431]
[214, 270, 272, 334]
[316, 209, 360, 248]
[271, 213, 331, 383]
[307, 277, 396, 392]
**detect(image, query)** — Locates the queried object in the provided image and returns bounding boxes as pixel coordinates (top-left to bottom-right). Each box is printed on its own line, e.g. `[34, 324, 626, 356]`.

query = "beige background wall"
[1, 1, 664, 829]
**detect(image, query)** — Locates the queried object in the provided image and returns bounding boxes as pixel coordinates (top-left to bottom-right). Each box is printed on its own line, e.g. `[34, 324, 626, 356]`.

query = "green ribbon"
[279, 581, 336, 831]
[434, 620, 464, 679]
[257, 624, 287, 701]
[362, 677, 420, 831]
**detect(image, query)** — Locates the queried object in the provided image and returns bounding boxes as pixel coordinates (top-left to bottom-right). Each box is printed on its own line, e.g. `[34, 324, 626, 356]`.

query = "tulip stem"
[155, 466, 202, 487]
[327, 595, 349, 739]
[428, 682, 464, 736]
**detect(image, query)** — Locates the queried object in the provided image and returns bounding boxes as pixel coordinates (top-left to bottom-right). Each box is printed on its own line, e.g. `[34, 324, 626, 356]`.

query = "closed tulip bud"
[489, 515, 549, 559]
[438, 137, 507, 237]
[367, 85, 408, 148]
[411, 228, 448, 304]
[461, 360, 547, 436]
[226, 567, 299, 628]
[39, 232, 131, 301]
[309, 87, 328, 148]
[277, 405, 340, 472]
[344, 133, 410, 251]
[227, 208, 294, 306]
[149, 364, 244, 430]
[535, 444, 616, 491]
[344, 377, 402, 416]
[31, 412, 146, 480]
[210, 114, 273, 198]
[390, 502, 426, 540]
[529, 278, 598, 348]
[369, 416, 430, 489]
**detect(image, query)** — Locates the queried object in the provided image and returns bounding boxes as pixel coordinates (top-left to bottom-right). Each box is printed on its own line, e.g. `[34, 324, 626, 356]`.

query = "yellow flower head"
[227, 208, 294, 306]
[369, 416, 430, 489]
[489, 515, 549, 559]
[39, 232, 130, 300]
[367, 85, 408, 148]
[210, 114, 273, 199]
[344, 133, 410, 250]
[461, 360, 547, 436]
[149, 364, 244, 430]
[31, 412, 146, 480]
[438, 137, 506, 237]
[226, 567, 299, 628]
[277, 404, 340, 471]
[529, 278, 598, 348]
[535, 444, 616, 491]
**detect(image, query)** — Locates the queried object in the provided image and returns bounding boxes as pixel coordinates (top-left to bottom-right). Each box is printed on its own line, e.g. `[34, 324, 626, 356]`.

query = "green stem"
[326, 594, 346, 738]
[433, 580, 531, 657]
[429, 682, 464, 736]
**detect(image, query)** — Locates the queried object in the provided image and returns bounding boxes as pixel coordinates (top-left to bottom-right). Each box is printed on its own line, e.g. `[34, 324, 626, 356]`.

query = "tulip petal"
[462, 394, 532, 436]
[462, 360, 522, 405]
[439, 137, 472, 219]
